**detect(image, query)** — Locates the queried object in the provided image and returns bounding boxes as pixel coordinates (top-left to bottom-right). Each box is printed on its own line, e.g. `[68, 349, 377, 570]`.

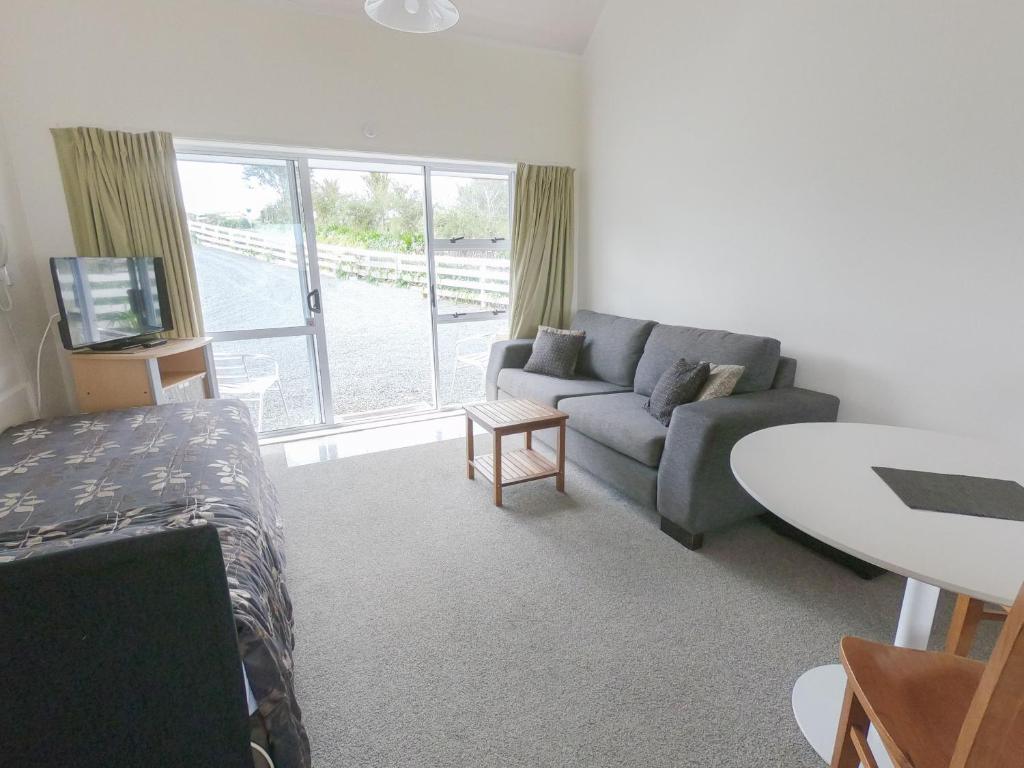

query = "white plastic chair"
[213, 353, 290, 432]
[446, 332, 498, 403]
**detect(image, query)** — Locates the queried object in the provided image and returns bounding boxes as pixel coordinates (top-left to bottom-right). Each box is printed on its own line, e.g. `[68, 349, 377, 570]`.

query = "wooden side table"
[464, 399, 568, 506]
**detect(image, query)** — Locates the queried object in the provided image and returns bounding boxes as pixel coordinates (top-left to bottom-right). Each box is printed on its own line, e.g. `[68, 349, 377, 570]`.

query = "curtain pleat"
[508, 163, 575, 339]
[51, 127, 204, 338]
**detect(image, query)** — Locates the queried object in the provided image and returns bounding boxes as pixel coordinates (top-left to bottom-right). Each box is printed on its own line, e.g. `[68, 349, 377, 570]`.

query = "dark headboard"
[0, 524, 254, 768]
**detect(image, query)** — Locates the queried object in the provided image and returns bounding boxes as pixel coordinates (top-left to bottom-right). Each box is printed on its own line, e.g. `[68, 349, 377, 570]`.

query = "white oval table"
[731, 422, 1024, 766]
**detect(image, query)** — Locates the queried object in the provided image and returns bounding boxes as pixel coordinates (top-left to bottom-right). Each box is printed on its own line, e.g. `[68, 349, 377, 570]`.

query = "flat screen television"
[50, 256, 173, 350]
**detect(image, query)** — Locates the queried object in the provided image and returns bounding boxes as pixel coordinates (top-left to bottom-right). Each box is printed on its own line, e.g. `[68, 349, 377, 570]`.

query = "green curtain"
[51, 127, 203, 338]
[508, 163, 575, 339]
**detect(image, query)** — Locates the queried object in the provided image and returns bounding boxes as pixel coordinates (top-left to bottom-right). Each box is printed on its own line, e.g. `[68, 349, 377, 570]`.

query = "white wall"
[582, 1, 1024, 446]
[0, 116, 65, 430]
[0, 0, 582, 414]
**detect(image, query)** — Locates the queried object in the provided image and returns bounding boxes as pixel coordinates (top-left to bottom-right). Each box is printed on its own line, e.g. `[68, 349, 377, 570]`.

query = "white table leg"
[792, 577, 940, 765]
[893, 577, 941, 649]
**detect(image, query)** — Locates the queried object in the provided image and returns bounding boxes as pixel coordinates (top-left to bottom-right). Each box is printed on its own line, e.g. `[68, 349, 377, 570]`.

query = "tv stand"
[69, 337, 217, 413]
[84, 335, 168, 353]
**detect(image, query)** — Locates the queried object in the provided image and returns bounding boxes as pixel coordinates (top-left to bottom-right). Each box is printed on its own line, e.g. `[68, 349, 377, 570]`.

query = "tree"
[242, 165, 291, 226]
[434, 181, 509, 240]
[245, 168, 429, 252]
[311, 172, 422, 234]
[352, 172, 423, 234]
[242, 165, 287, 195]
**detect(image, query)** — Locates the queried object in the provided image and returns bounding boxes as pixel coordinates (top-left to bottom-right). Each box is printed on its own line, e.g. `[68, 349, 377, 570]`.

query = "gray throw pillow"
[524, 326, 586, 379]
[644, 358, 711, 426]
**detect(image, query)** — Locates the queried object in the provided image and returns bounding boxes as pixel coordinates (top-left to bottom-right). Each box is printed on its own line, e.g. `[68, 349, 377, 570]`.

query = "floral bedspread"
[0, 400, 310, 768]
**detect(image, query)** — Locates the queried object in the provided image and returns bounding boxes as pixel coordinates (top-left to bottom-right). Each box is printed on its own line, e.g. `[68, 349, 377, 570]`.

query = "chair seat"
[840, 636, 985, 768]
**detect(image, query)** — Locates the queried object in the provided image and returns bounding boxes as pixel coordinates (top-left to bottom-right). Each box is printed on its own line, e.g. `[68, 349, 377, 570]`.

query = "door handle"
[306, 288, 321, 314]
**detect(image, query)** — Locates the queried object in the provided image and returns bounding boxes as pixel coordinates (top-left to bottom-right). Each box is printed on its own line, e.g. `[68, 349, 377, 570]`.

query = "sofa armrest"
[657, 387, 840, 535]
[485, 338, 534, 400]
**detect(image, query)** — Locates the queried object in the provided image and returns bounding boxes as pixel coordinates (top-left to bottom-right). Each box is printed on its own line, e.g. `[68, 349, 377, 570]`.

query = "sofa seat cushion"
[571, 310, 657, 387]
[559, 392, 668, 467]
[634, 324, 781, 397]
[496, 369, 629, 408]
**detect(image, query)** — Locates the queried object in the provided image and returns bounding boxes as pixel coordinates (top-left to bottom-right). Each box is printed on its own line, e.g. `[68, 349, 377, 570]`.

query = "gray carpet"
[263, 436, 975, 767]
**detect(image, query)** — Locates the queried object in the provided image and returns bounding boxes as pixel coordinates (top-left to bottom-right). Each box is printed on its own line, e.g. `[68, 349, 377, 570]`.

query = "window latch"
[491, 237, 506, 243]
[449, 236, 465, 244]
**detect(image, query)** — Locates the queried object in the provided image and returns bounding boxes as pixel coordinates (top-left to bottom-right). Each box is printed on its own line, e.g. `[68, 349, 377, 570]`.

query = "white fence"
[188, 219, 509, 309]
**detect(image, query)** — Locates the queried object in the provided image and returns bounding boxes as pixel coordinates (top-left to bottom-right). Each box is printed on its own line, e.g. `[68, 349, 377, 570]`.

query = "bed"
[0, 399, 310, 768]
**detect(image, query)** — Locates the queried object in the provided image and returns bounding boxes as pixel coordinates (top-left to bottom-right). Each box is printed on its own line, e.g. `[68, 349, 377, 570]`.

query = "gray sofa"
[485, 310, 840, 550]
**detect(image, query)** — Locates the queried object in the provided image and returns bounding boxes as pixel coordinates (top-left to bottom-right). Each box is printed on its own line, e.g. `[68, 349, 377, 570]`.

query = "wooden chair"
[831, 583, 1024, 768]
[945, 593, 1009, 657]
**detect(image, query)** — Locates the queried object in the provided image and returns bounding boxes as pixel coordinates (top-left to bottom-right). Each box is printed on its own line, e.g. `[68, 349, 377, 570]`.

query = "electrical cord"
[34, 313, 59, 420]
[250, 742, 275, 768]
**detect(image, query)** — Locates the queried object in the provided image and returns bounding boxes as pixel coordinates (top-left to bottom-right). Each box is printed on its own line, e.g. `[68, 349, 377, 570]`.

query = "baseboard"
[760, 514, 887, 580]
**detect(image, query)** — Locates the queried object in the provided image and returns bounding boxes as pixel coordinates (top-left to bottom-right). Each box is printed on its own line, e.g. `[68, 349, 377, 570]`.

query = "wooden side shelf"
[473, 449, 559, 487]
[69, 337, 216, 413]
[159, 371, 208, 389]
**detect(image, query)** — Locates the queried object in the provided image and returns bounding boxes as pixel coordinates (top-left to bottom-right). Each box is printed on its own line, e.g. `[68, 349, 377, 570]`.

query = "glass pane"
[434, 248, 510, 316]
[211, 337, 320, 433]
[308, 167, 425, 256]
[437, 317, 509, 408]
[178, 159, 308, 332]
[308, 166, 435, 419]
[430, 173, 510, 241]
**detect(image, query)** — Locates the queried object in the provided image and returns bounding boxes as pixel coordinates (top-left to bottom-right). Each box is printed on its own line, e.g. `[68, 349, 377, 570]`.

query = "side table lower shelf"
[472, 449, 559, 486]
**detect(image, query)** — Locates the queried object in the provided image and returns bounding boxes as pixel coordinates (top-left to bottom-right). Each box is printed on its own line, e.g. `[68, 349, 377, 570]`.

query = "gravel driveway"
[194, 246, 507, 432]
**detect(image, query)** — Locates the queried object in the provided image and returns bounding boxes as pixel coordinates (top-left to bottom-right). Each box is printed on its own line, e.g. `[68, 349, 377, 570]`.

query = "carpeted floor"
[263, 436, 969, 768]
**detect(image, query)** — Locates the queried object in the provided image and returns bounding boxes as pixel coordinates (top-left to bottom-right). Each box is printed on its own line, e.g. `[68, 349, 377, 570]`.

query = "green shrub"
[197, 213, 253, 229]
[317, 224, 424, 254]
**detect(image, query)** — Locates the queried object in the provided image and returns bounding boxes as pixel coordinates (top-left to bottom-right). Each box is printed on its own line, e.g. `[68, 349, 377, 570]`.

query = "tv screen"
[50, 257, 173, 350]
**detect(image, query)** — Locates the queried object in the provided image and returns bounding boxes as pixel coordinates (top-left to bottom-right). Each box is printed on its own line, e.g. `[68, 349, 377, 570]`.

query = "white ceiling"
[261, 0, 607, 54]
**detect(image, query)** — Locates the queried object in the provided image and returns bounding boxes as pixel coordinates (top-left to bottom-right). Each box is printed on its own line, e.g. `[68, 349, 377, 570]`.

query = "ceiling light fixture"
[364, 0, 460, 34]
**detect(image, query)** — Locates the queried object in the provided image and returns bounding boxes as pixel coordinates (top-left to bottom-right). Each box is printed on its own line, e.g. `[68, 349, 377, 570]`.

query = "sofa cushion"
[634, 325, 781, 397]
[523, 326, 586, 378]
[496, 369, 629, 408]
[559, 392, 668, 467]
[772, 356, 798, 389]
[571, 310, 657, 387]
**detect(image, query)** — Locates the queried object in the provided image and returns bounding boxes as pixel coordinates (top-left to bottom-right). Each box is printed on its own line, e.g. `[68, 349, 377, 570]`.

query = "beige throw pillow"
[537, 325, 585, 337]
[697, 363, 745, 401]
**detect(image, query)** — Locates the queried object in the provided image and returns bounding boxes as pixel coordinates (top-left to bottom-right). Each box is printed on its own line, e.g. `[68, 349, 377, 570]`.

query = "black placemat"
[872, 467, 1024, 522]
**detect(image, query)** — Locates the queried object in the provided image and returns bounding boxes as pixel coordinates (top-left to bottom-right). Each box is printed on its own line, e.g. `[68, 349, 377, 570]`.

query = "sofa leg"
[759, 514, 886, 580]
[660, 516, 704, 551]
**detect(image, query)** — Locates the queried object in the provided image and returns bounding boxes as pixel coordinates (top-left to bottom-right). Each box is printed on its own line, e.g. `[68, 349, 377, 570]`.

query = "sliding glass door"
[177, 146, 513, 435]
[177, 156, 323, 433]
[305, 161, 436, 421]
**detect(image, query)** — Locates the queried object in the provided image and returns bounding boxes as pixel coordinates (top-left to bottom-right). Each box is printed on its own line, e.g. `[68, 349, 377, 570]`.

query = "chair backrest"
[0, 524, 254, 768]
[950, 582, 1024, 768]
